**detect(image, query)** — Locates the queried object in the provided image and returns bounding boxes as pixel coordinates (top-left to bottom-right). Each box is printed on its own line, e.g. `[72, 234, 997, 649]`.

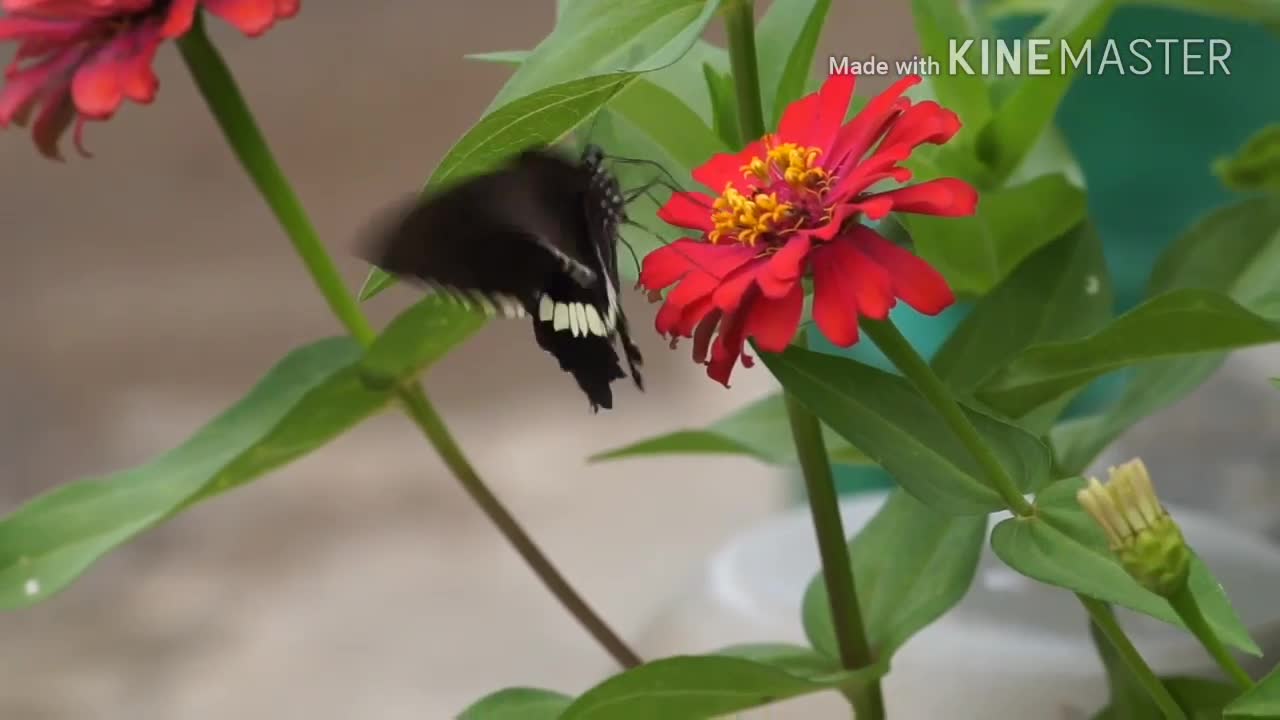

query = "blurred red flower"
[639, 72, 978, 387]
[0, 0, 298, 158]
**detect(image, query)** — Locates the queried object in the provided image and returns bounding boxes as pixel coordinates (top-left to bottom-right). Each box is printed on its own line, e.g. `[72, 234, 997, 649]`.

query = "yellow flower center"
[709, 141, 831, 246]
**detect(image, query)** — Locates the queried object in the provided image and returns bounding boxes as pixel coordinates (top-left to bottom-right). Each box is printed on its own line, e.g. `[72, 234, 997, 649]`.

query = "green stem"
[785, 377, 885, 719]
[175, 14, 642, 670]
[1081, 596, 1188, 720]
[863, 318, 1183, 714]
[723, 0, 767, 141]
[859, 319, 1035, 516]
[1168, 585, 1254, 690]
[722, 7, 882, 714]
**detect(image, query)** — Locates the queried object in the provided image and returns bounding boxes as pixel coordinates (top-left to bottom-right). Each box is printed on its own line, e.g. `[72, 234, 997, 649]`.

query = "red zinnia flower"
[0, 0, 299, 158]
[639, 72, 978, 386]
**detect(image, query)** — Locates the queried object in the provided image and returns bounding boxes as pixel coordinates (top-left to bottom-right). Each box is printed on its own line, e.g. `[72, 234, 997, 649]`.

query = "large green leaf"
[1048, 196, 1280, 473]
[901, 171, 1088, 296]
[760, 346, 1052, 514]
[991, 478, 1259, 655]
[1225, 664, 1280, 718]
[978, 289, 1280, 417]
[458, 688, 573, 720]
[608, 78, 724, 170]
[0, 339, 364, 609]
[984, 0, 1280, 28]
[0, 297, 479, 610]
[803, 490, 987, 660]
[910, 0, 993, 128]
[702, 62, 742, 149]
[976, 0, 1117, 181]
[489, 0, 723, 109]
[590, 393, 869, 466]
[359, 73, 641, 301]
[933, 222, 1113, 395]
[556, 651, 882, 719]
[757, 0, 832, 127]
[1215, 123, 1280, 195]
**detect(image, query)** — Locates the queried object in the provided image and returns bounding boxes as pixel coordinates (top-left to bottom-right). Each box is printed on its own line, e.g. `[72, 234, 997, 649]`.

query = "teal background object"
[823, 6, 1280, 496]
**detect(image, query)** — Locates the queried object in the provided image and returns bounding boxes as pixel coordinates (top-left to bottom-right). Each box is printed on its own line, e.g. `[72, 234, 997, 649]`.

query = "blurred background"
[0, 2, 1276, 719]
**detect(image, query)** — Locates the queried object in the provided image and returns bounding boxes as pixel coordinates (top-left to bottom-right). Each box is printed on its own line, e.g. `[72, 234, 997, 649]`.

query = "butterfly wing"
[527, 147, 644, 411]
[360, 149, 601, 315]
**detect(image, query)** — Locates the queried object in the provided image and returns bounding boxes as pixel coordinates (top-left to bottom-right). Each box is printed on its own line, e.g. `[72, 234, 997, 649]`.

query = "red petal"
[160, 0, 200, 37]
[711, 261, 762, 311]
[746, 282, 804, 352]
[878, 100, 962, 151]
[707, 303, 751, 387]
[756, 234, 811, 298]
[656, 191, 715, 232]
[691, 310, 721, 363]
[673, 294, 717, 337]
[30, 91, 74, 160]
[828, 74, 920, 172]
[693, 138, 766, 194]
[203, 0, 280, 36]
[69, 49, 124, 119]
[777, 93, 819, 144]
[850, 225, 955, 315]
[639, 239, 754, 290]
[810, 247, 861, 348]
[860, 177, 978, 218]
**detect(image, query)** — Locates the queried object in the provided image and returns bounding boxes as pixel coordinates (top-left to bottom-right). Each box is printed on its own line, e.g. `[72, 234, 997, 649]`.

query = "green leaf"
[760, 346, 1052, 514]
[1215, 124, 1280, 195]
[647, 40, 730, 126]
[1048, 195, 1280, 474]
[978, 289, 1280, 417]
[589, 393, 869, 466]
[1226, 664, 1280, 718]
[803, 490, 987, 660]
[910, 0, 993, 128]
[901, 171, 1089, 296]
[933, 222, 1112, 396]
[991, 477, 1259, 655]
[757, 0, 832, 127]
[0, 338, 375, 609]
[359, 295, 487, 388]
[976, 0, 1117, 181]
[489, 0, 723, 109]
[713, 643, 845, 678]
[702, 62, 742, 149]
[607, 77, 725, 171]
[458, 688, 573, 720]
[984, 0, 1280, 28]
[557, 652, 884, 719]
[358, 72, 641, 301]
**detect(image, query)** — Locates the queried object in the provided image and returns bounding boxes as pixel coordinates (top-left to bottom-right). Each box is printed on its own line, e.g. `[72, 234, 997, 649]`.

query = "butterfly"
[360, 144, 644, 412]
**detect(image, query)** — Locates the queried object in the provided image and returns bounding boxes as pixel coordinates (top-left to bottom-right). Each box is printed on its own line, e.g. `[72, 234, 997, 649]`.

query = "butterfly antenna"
[608, 156, 694, 196]
[615, 232, 643, 277]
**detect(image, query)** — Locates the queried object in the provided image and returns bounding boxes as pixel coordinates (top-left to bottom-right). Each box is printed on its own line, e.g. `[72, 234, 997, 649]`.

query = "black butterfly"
[361, 144, 644, 412]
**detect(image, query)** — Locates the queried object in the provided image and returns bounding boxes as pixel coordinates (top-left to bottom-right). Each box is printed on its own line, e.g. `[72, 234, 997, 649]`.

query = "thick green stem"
[723, 0, 767, 141]
[1168, 585, 1254, 690]
[859, 318, 1035, 516]
[864, 318, 1182, 714]
[785, 381, 885, 719]
[721, 6, 882, 715]
[1081, 597, 1188, 720]
[175, 14, 641, 670]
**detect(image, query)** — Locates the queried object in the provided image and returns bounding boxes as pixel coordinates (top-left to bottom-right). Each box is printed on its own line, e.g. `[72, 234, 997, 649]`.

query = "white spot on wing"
[569, 303, 582, 336]
[574, 304, 591, 337]
[553, 303, 570, 331]
[539, 295, 554, 321]
[585, 305, 606, 336]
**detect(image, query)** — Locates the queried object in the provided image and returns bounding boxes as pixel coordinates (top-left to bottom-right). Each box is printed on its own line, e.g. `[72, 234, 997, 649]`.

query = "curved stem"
[175, 14, 641, 670]
[864, 317, 1183, 715]
[859, 318, 1035, 516]
[1081, 596, 1188, 720]
[1168, 585, 1253, 690]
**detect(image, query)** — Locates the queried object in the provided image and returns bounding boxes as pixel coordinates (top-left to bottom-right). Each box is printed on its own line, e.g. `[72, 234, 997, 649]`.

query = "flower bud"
[1077, 459, 1190, 598]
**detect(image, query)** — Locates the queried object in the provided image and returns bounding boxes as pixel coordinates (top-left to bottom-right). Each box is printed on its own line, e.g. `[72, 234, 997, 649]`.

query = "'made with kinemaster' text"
[829, 37, 1232, 77]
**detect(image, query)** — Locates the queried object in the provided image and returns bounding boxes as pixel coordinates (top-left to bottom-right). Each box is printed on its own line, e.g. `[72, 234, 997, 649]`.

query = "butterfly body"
[362, 144, 644, 411]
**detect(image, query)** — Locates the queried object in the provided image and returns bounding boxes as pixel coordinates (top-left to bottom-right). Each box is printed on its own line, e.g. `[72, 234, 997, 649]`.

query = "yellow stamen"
[710, 142, 830, 245]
